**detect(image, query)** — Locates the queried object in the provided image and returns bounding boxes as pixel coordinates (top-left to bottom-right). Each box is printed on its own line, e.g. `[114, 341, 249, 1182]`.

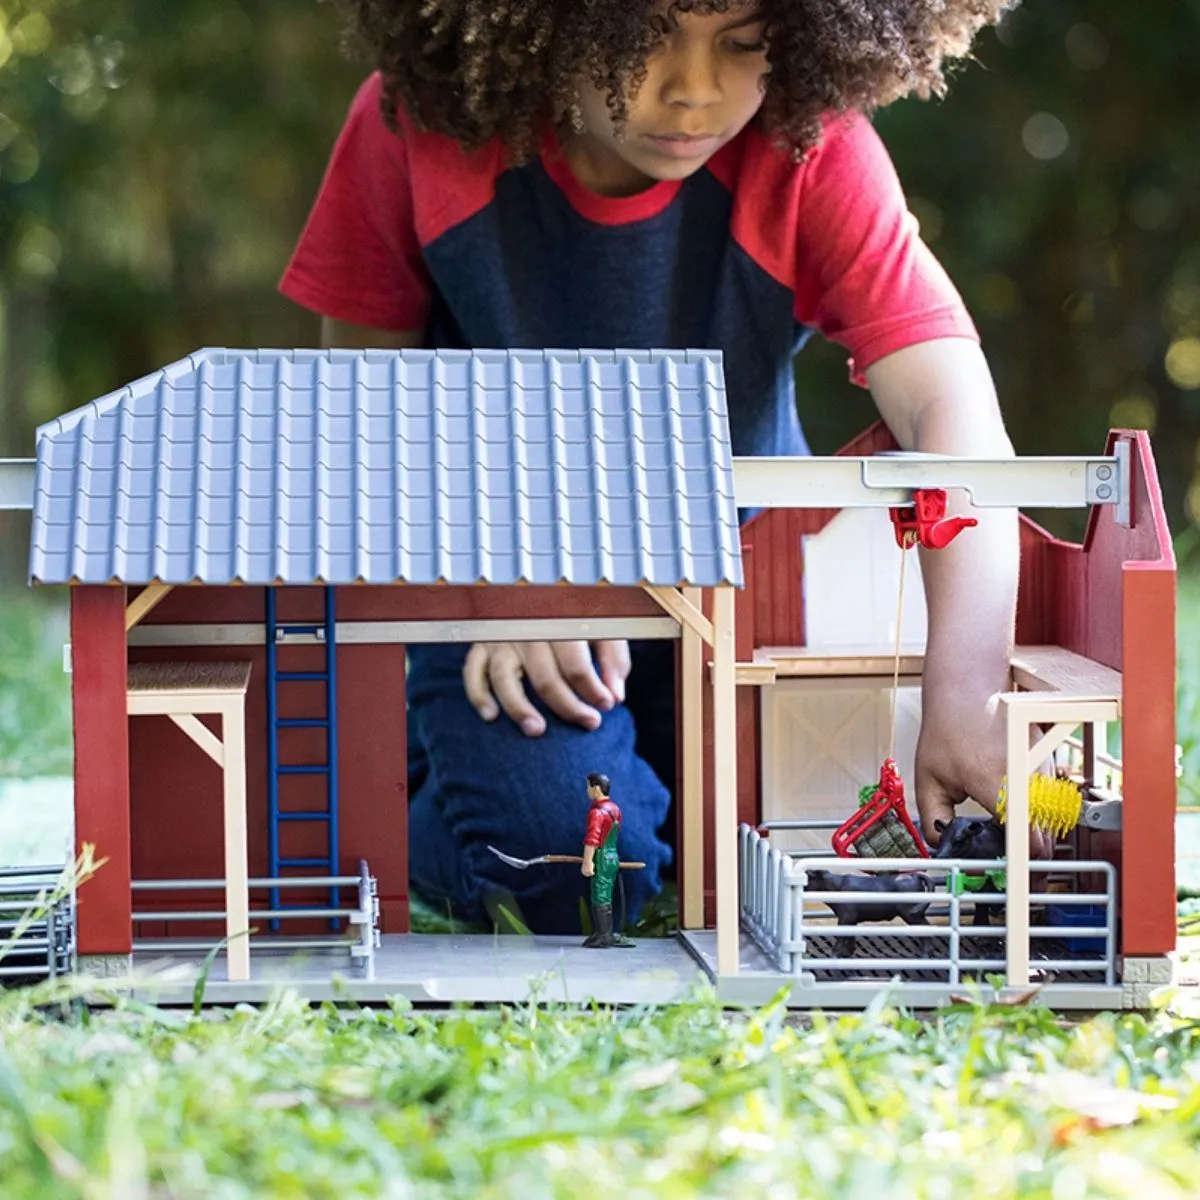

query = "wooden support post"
[712, 585, 738, 976]
[680, 586, 704, 929]
[1004, 698, 1031, 987]
[219, 695, 250, 982]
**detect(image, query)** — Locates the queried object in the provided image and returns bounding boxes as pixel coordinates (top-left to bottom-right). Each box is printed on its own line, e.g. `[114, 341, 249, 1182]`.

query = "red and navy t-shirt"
[280, 73, 977, 458]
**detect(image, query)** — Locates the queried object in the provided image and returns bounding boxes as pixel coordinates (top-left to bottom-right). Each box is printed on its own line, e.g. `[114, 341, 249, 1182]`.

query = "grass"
[1, 985, 1200, 1197]
[1, 573, 1199, 1196]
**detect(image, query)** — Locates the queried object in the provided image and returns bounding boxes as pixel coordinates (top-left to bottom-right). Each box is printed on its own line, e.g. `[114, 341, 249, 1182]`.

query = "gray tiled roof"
[30, 348, 743, 587]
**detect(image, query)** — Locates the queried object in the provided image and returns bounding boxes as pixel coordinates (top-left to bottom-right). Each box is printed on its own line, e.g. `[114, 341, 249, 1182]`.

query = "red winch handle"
[889, 488, 977, 550]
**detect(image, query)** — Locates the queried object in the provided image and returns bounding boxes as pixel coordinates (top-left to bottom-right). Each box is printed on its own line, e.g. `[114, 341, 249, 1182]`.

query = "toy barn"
[12, 345, 1177, 1007]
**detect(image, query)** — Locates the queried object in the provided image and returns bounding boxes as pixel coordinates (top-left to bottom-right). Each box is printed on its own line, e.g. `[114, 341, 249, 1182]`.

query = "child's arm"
[863, 336, 1022, 847]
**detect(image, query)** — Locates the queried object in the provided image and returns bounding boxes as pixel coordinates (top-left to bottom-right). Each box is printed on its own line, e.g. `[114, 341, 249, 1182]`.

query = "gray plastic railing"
[738, 825, 1116, 985]
[0, 865, 75, 981]
[131, 858, 380, 977]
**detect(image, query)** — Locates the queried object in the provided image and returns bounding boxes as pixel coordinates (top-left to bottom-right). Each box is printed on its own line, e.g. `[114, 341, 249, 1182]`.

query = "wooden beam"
[167, 713, 224, 768]
[1028, 722, 1081, 772]
[641, 584, 714, 646]
[1009, 645, 1121, 698]
[1004, 697, 1031, 988]
[220, 697, 250, 982]
[125, 582, 173, 631]
[680, 587, 704, 930]
[998, 696, 1119, 727]
[127, 616, 681, 647]
[756, 643, 1122, 699]
[733, 662, 776, 686]
[755, 645, 925, 678]
[712, 586, 738, 976]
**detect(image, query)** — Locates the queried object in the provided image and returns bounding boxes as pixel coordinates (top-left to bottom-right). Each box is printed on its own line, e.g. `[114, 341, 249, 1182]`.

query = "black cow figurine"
[805, 869, 935, 958]
[933, 816, 1006, 926]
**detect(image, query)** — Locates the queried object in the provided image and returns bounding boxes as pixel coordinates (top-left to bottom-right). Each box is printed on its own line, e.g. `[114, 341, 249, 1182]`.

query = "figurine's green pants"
[591, 824, 620, 907]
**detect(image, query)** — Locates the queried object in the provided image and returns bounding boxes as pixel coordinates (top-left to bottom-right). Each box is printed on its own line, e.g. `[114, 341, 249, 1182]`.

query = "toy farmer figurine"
[580, 772, 633, 948]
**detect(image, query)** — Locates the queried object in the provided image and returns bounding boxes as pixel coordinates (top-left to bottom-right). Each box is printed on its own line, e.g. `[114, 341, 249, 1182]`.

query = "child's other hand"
[916, 693, 1053, 858]
[462, 640, 631, 736]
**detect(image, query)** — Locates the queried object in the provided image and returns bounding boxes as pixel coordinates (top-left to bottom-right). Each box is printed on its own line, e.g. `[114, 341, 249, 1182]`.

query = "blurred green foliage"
[0, 588, 69, 777]
[1179, 571, 1200, 803]
[0, 0, 1197, 558]
[799, 1, 1200, 553]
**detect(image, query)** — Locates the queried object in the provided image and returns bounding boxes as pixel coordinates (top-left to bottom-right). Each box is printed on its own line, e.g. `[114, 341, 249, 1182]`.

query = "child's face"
[566, 4, 770, 197]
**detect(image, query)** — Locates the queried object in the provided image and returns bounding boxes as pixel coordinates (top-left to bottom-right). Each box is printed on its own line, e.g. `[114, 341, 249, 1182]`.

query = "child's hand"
[916, 692, 1053, 857]
[463, 640, 631, 736]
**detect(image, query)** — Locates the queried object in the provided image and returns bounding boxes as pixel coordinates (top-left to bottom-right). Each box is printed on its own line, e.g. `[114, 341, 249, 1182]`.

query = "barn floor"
[127, 932, 708, 1005]
[679, 931, 1125, 1009]
[118, 928, 1128, 1008]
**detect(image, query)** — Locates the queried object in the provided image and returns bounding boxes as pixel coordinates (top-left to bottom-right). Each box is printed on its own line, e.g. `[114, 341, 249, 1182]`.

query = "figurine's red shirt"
[584, 799, 622, 848]
[281, 73, 977, 458]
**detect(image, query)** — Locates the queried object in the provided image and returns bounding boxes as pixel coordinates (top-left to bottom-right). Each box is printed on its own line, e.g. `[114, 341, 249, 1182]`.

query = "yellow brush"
[995, 774, 1083, 839]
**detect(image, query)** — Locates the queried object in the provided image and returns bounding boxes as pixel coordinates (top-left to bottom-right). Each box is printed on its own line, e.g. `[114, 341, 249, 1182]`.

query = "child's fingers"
[915, 777, 958, 847]
[463, 642, 545, 735]
[462, 643, 501, 722]
[522, 642, 603, 730]
[551, 641, 616, 710]
[481, 644, 546, 736]
[593, 639, 630, 704]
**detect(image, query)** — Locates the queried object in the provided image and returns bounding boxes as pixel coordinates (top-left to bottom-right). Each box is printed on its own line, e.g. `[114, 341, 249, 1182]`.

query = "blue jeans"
[406, 640, 676, 934]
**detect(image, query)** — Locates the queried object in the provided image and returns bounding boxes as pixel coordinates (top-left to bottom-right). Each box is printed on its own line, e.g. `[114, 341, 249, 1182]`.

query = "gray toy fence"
[131, 858, 381, 979]
[0, 864, 75, 982]
[739, 824, 1116, 986]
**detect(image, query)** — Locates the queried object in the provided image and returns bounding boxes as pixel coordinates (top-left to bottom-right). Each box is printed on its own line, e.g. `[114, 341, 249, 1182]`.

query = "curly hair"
[338, 0, 1014, 159]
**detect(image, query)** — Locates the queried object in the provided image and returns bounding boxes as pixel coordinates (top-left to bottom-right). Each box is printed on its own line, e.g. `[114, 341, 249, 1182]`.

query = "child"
[280, 0, 1023, 932]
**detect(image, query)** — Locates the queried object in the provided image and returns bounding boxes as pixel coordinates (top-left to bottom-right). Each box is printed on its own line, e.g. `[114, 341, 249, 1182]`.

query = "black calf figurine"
[933, 816, 1006, 926]
[805, 869, 935, 958]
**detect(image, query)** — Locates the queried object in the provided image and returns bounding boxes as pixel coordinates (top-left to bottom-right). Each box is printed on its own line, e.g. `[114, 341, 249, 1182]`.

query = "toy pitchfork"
[485, 845, 645, 942]
[486, 846, 646, 871]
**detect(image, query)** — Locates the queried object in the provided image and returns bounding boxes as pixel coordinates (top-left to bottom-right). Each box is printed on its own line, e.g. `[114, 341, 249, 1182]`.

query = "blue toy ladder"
[266, 586, 340, 930]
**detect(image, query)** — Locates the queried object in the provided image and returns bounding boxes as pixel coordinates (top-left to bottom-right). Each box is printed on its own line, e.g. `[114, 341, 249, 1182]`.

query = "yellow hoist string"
[887, 535, 914, 762]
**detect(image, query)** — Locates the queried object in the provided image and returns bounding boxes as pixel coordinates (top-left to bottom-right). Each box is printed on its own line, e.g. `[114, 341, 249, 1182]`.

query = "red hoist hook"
[888, 488, 977, 550]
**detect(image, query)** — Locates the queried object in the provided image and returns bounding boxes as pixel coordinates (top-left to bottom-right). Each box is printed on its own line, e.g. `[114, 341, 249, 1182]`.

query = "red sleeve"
[279, 73, 430, 332]
[792, 112, 978, 384]
[583, 807, 613, 849]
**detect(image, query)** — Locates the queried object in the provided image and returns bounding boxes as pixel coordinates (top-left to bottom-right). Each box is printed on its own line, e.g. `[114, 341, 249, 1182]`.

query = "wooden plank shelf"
[748, 643, 1121, 699]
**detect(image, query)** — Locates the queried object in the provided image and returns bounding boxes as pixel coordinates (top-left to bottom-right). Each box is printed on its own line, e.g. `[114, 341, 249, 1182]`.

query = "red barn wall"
[127, 583, 665, 937]
[1015, 432, 1176, 956]
[72, 586, 132, 956]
